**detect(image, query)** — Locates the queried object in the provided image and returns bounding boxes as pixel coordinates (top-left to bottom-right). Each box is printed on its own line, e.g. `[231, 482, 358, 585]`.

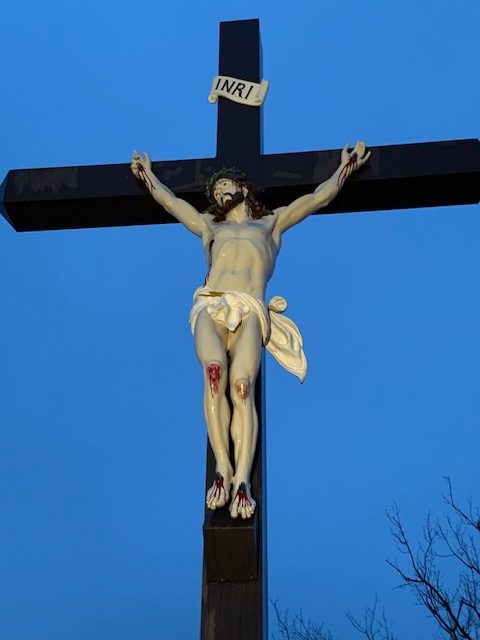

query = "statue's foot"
[206, 471, 231, 510]
[230, 481, 256, 519]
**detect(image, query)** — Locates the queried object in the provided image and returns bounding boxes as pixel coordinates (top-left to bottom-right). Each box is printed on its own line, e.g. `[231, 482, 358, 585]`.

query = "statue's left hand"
[131, 150, 152, 179]
[341, 141, 371, 170]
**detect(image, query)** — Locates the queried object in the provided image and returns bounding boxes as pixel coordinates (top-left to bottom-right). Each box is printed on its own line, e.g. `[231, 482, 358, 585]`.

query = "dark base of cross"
[1, 18, 479, 640]
[202, 360, 267, 640]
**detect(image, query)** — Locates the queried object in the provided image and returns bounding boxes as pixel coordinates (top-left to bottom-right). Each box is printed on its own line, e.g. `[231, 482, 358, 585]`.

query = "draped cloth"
[189, 287, 307, 382]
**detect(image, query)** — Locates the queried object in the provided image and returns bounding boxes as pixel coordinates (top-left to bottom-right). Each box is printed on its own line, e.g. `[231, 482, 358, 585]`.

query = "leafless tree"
[273, 479, 479, 640]
[272, 596, 395, 640]
[346, 596, 397, 640]
[272, 599, 336, 640]
[387, 478, 479, 640]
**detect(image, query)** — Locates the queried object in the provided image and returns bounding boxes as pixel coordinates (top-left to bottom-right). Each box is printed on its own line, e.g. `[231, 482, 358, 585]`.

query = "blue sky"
[1, 1, 479, 639]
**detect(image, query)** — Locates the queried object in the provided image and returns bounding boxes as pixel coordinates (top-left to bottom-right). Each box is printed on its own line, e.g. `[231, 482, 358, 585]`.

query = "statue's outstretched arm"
[273, 141, 371, 234]
[131, 150, 207, 237]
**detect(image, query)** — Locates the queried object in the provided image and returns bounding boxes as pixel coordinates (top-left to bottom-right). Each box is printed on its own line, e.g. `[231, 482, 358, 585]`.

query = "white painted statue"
[131, 142, 370, 519]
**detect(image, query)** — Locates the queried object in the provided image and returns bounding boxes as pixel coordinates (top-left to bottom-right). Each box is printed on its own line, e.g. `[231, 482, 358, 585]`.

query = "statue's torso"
[202, 213, 278, 300]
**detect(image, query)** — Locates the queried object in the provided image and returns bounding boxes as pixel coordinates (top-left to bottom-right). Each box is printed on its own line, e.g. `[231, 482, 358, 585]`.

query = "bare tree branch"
[386, 479, 479, 640]
[273, 479, 479, 640]
[347, 596, 397, 640]
[272, 599, 335, 640]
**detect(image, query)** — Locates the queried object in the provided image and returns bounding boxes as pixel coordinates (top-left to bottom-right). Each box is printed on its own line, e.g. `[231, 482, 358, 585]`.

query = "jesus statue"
[131, 142, 370, 519]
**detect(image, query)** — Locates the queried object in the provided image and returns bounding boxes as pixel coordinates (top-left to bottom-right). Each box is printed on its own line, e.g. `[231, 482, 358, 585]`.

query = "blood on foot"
[207, 363, 221, 396]
[206, 472, 228, 509]
[212, 472, 224, 500]
[235, 482, 253, 509]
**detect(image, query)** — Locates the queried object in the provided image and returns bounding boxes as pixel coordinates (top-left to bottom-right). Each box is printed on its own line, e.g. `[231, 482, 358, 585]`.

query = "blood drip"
[204, 239, 214, 285]
[235, 381, 248, 404]
[139, 166, 156, 192]
[213, 472, 224, 500]
[235, 482, 252, 508]
[337, 152, 357, 188]
[207, 363, 221, 396]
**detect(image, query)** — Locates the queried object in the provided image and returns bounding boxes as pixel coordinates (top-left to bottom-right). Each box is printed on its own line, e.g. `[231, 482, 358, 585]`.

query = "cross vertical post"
[201, 20, 268, 640]
[216, 19, 262, 168]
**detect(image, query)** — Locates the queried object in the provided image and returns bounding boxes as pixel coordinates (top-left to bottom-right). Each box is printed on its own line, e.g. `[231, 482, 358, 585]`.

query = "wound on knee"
[207, 363, 221, 396]
[234, 378, 249, 404]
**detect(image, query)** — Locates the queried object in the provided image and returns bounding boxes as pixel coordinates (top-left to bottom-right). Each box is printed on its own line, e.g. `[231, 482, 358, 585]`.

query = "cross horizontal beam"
[2, 138, 479, 232]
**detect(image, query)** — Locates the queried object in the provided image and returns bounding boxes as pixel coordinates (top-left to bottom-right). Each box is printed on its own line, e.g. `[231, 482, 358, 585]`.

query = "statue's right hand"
[131, 150, 152, 178]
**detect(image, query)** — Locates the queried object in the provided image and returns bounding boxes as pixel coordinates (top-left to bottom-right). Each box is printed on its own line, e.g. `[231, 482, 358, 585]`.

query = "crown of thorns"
[205, 167, 247, 203]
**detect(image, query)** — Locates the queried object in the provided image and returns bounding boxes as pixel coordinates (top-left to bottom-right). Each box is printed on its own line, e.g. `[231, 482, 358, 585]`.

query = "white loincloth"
[189, 286, 307, 382]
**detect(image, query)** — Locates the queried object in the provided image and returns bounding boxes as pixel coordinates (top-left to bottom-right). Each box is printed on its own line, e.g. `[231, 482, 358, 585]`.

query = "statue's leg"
[194, 309, 232, 510]
[228, 314, 262, 519]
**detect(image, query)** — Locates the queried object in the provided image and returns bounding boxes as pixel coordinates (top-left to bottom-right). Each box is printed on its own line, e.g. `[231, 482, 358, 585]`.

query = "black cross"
[1, 18, 480, 640]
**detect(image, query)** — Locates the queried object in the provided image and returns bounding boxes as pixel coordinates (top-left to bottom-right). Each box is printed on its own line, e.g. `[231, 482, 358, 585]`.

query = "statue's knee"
[206, 361, 222, 396]
[233, 378, 249, 404]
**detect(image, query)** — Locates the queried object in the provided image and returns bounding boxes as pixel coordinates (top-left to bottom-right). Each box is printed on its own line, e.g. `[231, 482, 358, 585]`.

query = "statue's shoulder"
[202, 210, 217, 223]
[257, 209, 279, 230]
[200, 210, 215, 227]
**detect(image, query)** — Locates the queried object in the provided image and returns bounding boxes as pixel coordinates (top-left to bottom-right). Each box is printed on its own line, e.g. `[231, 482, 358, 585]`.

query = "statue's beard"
[220, 190, 245, 213]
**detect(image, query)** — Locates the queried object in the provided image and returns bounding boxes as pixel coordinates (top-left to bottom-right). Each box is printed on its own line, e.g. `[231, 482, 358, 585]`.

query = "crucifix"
[1, 18, 480, 640]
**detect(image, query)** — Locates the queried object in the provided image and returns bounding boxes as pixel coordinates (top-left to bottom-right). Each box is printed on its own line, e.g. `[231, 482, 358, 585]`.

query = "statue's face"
[213, 178, 243, 208]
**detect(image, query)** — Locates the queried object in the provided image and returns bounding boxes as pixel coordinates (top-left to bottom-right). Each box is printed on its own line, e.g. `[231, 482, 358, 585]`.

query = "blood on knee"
[234, 378, 249, 404]
[207, 363, 221, 396]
